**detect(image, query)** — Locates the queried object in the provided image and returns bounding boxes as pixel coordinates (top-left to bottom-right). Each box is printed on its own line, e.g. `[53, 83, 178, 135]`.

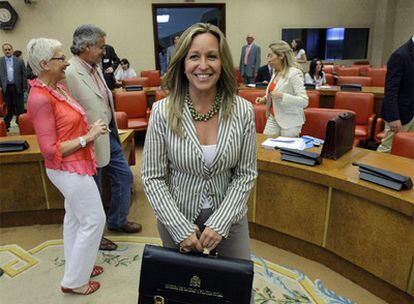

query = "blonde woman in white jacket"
[256, 41, 308, 137]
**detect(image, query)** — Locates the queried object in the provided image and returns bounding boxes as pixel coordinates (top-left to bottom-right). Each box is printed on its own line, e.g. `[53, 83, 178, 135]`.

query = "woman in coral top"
[26, 38, 108, 295]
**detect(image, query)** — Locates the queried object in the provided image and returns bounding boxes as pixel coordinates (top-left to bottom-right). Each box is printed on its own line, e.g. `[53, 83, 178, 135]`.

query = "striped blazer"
[141, 96, 258, 244]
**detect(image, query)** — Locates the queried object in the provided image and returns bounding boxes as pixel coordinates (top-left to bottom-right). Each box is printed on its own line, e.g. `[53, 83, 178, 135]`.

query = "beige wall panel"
[0, 162, 46, 212]
[326, 189, 414, 291]
[255, 171, 328, 245]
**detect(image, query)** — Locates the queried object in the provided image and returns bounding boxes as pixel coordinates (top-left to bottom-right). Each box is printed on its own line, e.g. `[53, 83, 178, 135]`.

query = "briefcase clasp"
[154, 295, 165, 304]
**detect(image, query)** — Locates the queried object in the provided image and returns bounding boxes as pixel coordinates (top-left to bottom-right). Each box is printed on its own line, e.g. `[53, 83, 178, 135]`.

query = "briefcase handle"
[339, 112, 353, 120]
[179, 246, 218, 257]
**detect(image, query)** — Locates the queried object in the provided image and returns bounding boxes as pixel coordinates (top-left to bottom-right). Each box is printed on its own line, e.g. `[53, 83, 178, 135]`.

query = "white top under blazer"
[141, 96, 258, 244]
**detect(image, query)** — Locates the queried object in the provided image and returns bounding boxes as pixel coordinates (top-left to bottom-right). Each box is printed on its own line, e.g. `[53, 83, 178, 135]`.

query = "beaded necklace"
[185, 92, 222, 122]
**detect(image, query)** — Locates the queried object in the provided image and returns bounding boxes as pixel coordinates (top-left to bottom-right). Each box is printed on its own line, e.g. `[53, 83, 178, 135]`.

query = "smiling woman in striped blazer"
[141, 23, 258, 260]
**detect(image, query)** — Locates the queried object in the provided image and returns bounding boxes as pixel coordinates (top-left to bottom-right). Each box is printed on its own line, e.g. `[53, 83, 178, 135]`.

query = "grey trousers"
[157, 208, 251, 260]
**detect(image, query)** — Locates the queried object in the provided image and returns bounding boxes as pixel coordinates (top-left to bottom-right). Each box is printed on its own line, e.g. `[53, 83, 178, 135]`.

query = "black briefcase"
[0, 140, 30, 152]
[321, 112, 355, 160]
[280, 147, 322, 166]
[138, 245, 254, 304]
[353, 162, 413, 191]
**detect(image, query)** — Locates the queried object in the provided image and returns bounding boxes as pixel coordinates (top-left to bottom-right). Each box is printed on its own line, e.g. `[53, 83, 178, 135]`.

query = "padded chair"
[252, 104, 267, 133]
[140, 70, 161, 87]
[336, 67, 360, 76]
[334, 92, 375, 141]
[301, 108, 357, 142]
[374, 117, 385, 143]
[306, 90, 320, 108]
[367, 68, 386, 87]
[115, 111, 136, 165]
[322, 66, 333, 74]
[0, 88, 7, 117]
[391, 132, 414, 159]
[122, 77, 150, 87]
[154, 89, 169, 102]
[18, 113, 36, 135]
[238, 89, 266, 104]
[353, 60, 370, 65]
[0, 119, 7, 137]
[324, 73, 335, 85]
[234, 67, 243, 84]
[114, 91, 149, 132]
[337, 76, 372, 87]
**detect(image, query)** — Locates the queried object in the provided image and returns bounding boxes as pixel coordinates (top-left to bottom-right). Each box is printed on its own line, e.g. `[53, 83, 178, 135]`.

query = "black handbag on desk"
[353, 162, 413, 191]
[280, 147, 322, 166]
[321, 112, 355, 160]
[138, 245, 254, 304]
[0, 140, 30, 152]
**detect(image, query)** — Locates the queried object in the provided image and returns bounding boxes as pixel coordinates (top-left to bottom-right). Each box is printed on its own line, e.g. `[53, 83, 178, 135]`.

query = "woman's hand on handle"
[199, 227, 222, 251]
[180, 227, 203, 253]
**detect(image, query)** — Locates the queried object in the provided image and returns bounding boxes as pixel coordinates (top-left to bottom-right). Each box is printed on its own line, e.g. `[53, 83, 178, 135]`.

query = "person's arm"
[203, 103, 258, 239]
[277, 69, 309, 108]
[141, 102, 198, 244]
[296, 49, 307, 63]
[382, 53, 403, 124]
[27, 92, 107, 160]
[21, 59, 28, 91]
[130, 68, 137, 78]
[321, 71, 327, 85]
[254, 46, 261, 75]
[110, 47, 120, 71]
[239, 46, 244, 71]
[304, 73, 313, 84]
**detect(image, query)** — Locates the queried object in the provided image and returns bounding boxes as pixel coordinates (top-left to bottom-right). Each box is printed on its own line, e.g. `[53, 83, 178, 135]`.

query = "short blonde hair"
[27, 38, 62, 76]
[162, 23, 237, 136]
[269, 41, 301, 76]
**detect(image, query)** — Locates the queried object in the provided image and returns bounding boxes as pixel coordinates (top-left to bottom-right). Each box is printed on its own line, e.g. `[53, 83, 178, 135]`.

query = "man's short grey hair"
[70, 24, 106, 55]
[26, 38, 62, 76]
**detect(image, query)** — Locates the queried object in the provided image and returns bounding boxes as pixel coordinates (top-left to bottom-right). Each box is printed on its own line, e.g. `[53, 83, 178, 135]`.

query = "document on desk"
[261, 137, 306, 150]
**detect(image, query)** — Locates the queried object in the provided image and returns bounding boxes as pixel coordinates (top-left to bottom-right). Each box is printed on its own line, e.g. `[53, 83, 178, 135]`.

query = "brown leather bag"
[321, 112, 355, 159]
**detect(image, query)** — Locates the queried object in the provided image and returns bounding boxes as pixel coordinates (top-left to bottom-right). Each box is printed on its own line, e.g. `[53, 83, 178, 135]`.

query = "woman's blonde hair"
[162, 23, 237, 136]
[269, 41, 301, 77]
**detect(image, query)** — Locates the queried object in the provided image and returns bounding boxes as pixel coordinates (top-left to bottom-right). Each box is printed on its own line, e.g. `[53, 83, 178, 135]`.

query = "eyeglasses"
[50, 56, 66, 62]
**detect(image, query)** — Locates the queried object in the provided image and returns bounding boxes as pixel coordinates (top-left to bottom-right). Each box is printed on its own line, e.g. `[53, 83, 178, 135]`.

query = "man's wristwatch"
[78, 137, 87, 148]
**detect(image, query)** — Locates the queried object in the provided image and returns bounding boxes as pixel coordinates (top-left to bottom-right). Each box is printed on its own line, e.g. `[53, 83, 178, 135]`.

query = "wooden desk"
[0, 130, 135, 227]
[238, 85, 385, 116]
[248, 134, 414, 303]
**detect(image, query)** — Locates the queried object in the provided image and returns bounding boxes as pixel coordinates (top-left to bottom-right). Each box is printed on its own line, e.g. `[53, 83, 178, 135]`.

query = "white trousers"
[263, 115, 302, 137]
[46, 169, 106, 289]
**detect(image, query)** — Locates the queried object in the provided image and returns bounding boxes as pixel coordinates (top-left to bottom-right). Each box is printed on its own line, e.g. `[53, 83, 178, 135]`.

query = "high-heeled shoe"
[91, 265, 103, 277]
[61, 281, 100, 295]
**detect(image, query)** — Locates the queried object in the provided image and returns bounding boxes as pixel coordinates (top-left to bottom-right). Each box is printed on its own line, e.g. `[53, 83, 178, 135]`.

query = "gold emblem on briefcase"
[154, 295, 165, 304]
[189, 275, 201, 288]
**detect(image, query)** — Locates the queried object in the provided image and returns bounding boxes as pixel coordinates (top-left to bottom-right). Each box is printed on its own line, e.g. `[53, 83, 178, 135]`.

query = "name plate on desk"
[0, 140, 30, 153]
[353, 162, 413, 191]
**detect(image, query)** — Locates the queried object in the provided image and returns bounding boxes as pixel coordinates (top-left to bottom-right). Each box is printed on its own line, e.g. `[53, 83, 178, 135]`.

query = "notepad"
[261, 137, 306, 150]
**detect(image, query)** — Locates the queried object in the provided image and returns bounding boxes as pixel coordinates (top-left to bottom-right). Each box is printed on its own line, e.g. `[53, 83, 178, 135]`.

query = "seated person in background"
[291, 38, 307, 64]
[114, 58, 137, 85]
[255, 64, 272, 83]
[305, 59, 326, 86]
[256, 41, 308, 137]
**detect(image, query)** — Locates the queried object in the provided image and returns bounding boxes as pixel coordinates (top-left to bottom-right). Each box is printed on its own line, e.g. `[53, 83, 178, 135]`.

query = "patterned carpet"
[0, 236, 354, 303]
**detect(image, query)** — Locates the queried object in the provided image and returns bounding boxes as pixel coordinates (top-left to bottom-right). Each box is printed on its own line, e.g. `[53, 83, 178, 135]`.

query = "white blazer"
[141, 96, 258, 244]
[266, 67, 308, 129]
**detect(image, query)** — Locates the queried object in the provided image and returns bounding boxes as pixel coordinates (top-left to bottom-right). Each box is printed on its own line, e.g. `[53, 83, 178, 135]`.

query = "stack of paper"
[261, 137, 306, 150]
